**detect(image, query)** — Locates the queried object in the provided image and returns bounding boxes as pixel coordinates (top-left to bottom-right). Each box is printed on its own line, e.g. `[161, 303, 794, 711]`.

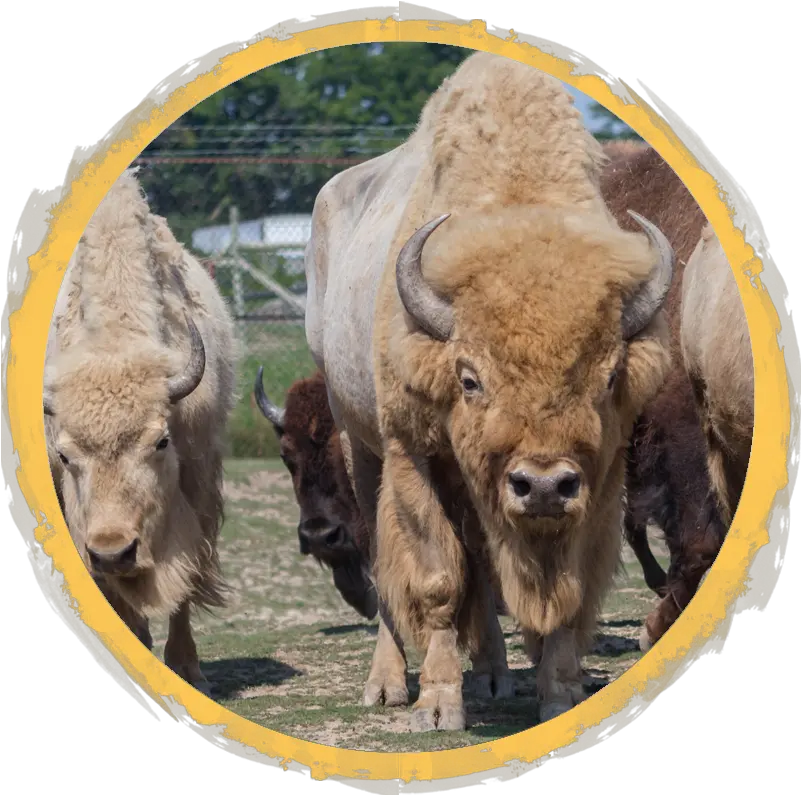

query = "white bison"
[44, 169, 238, 694]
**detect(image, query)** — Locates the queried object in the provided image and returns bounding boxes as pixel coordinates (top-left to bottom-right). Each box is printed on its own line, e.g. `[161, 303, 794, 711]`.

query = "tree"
[138, 43, 472, 246]
[138, 45, 642, 247]
[587, 102, 642, 141]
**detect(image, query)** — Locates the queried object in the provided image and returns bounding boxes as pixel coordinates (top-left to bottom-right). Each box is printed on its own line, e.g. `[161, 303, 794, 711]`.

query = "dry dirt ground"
[150, 458, 670, 753]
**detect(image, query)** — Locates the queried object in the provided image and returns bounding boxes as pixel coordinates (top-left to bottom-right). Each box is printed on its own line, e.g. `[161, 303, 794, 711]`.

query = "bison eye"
[156, 436, 170, 450]
[607, 370, 618, 391]
[462, 377, 480, 394]
[58, 451, 70, 466]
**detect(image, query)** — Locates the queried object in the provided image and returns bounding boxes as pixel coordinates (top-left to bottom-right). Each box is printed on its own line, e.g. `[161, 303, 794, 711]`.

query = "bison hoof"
[410, 704, 466, 732]
[539, 700, 572, 723]
[494, 673, 516, 699]
[470, 672, 515, 700]
[363, 678, 408, 708]
[193, 676, 213, 698]
[410, 688, 466, 732]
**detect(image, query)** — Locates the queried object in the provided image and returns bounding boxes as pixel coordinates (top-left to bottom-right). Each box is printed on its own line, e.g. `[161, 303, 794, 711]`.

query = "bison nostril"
[556, 472, 581, 500]
[117, 538, 138, 565]
[324, 525, 345, 547]
[87, 538, 138, 572]
[508, 472, 532, 498]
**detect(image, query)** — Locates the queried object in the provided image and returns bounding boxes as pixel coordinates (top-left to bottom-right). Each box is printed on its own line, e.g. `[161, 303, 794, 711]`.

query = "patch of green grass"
[226, 325, 317, 459]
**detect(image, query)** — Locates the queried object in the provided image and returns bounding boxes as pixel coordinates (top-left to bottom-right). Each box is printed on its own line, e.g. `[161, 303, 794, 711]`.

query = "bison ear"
[254, 366, 286, 435]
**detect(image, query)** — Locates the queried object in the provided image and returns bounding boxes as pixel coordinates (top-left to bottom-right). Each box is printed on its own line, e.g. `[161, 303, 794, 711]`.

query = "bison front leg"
[624, 511, 667, 597]
[640, 488, 726, 651]
[376, 447, 467, 732]
[412, 627, 465, 731]
[164, 601, 211, 696]
[363, 598, 409, 707]
[536, 626, 585, 723]
[468, 568, 515, 700]
[341, 432, 410, 707]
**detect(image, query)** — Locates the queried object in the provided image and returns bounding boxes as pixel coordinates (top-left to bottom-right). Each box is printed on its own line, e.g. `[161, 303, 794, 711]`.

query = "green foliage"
[138, 43, 473, 247]
[588, 101, 642, 141]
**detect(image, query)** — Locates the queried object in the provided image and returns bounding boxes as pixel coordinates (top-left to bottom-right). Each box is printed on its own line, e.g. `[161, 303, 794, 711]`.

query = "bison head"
[391, 206, 673, 539]
[43, 314, 206, 587]
[254, 368, 377, 620]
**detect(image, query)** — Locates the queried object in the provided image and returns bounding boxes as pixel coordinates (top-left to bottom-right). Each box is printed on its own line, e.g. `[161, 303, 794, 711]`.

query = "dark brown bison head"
[254, 368, 377, 620]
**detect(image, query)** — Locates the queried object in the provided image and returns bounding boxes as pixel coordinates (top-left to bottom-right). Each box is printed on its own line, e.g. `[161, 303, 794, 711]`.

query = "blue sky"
[562, 83, 635, 137]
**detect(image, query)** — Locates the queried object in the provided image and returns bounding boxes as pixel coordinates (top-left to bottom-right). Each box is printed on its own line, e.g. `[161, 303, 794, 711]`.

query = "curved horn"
[621, 210, 675, 340]
[254, 366, 286, 431]
[396, 213, 455, 341]
[166, 313, 206, 403]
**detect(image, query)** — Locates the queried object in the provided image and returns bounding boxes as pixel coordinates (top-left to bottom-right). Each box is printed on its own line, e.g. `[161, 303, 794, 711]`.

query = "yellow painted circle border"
[6, 15, 788, 784]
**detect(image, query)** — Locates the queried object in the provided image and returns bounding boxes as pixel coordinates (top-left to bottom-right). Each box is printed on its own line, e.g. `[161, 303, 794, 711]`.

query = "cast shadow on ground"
[461, 629, 640, 739]
[462, 665, 614, 740]
[203, 656, 301, 700]
[599, 618, 643, 629]
[318, 623, 378, 637]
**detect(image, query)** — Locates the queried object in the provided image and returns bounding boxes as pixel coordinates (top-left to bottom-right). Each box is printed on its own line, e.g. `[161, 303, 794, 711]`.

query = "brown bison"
[600, 145, 735, 650]
[253, 367, 377, 620]
[682, 224, 754, 526]
[305, 51, 675, 730]
[43, 169, 237, 694]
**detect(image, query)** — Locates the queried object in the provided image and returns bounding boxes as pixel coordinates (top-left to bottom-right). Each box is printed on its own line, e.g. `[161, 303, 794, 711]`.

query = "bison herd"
[43, 52, 754, 732]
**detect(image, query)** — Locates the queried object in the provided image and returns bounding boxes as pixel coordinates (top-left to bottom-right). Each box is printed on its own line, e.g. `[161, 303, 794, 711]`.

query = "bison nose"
[507, 466, 582, 518]
[298, 519, 346, 555]
[86, 538, 138, 575]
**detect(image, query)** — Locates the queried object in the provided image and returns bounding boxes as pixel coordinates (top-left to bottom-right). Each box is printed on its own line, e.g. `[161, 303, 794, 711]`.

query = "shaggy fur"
[682, 224, 754, 525]
[44, 169, 238, 692]
[305, 53, 676, 729]
[258, 371, 377, 619]
[367, 52, 672, 728]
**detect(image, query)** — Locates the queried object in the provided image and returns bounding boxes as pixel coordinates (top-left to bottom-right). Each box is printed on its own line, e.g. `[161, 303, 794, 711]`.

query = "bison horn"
[166, 313, 206, 403]
[396, 213, 455, 342]
[621, 210, 675, 340]
[254, 366, 286, 431]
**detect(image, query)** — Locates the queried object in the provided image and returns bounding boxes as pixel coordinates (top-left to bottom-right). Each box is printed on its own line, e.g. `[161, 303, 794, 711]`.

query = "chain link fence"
[193, 211, 318, 459]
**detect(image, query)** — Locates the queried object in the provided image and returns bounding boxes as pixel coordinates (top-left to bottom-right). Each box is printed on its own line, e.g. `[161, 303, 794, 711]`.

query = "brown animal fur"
[370, 53, 672, 727]
[600, 145, 735, 649]
[44, 169, 237, 693]
[256, 370, 377, 619]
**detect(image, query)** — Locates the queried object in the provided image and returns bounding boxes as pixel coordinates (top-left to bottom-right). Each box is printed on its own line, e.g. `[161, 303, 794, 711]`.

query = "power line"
[141, 148, 390, 157]
[160, 124, 416, 132]
[134, 155, 371, 166]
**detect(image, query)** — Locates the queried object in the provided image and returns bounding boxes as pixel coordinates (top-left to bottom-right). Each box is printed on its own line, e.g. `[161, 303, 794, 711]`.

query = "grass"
[227, 324, 317, 459]
[147, 457, 670, 753]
